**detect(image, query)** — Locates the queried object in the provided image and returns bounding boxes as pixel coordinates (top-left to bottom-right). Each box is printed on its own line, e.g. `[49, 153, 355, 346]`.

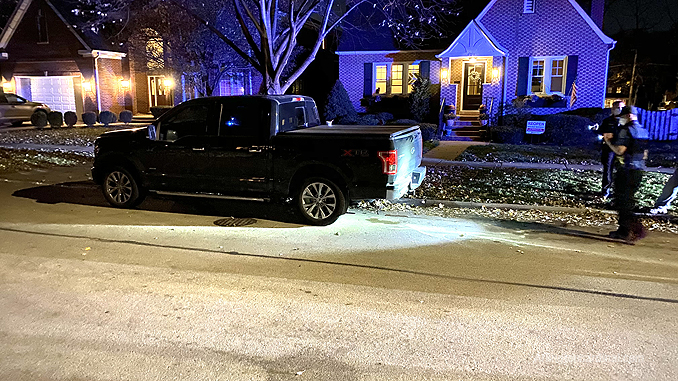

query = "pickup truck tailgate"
[392, 127, 423, 195]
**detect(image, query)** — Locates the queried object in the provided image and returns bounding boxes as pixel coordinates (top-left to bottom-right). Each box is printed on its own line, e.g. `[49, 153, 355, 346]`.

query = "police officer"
[599, 100, 625, 199]
[604, 106, 649, 242]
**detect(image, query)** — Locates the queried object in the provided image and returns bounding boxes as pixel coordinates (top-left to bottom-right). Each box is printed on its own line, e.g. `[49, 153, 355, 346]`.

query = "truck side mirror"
[147, 124, 157, 140]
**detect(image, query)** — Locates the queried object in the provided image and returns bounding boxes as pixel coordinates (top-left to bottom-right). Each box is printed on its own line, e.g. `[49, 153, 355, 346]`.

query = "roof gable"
[437, 20, 506, 58]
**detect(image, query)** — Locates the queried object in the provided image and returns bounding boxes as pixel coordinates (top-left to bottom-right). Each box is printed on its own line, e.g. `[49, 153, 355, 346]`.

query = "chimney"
[590, 0, 605, 29]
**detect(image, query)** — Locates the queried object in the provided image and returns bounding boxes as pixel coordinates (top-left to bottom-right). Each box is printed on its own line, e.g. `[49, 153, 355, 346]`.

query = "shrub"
[355, 114, 382, 125]
[82, 112, 97, 127]
[324, 80, 358, 123]
[418, 123, 438, 141]
[409, 75, 432, 122]
[391, 119, 419, 126]
[99, 111, 117, 126]
[491, 125, 525, 144]
[47, 111, 63, 128]
[119, 110, 133, 124]
[30, 110, 48, 128]
[375, 112, 394, 124]
[543, 114, 598, 146]
[64, 111, 78, 127]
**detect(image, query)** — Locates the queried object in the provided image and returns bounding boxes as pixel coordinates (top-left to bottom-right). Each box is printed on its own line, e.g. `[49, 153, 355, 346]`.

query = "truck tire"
[101, 166, 146, 208]
[296, 177, 346, 226]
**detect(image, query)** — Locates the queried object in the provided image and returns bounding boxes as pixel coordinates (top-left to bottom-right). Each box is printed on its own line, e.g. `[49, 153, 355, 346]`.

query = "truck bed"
[284, 124, 421, 137]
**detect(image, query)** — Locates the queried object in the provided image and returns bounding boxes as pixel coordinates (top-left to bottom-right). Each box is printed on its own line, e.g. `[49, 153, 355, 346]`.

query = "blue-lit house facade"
[338, 0, 616, 119]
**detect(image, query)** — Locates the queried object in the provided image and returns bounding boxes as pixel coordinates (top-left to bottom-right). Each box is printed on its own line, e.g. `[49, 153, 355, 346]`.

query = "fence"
[637, 108, 678, 141]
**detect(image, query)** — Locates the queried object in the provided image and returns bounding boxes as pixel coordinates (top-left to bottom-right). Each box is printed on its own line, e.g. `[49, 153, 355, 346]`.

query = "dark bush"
[490, 125, 525, 144]
[418, 123, 438, 141]
[375, 112, 394, 123]
[543, 114, 598, 146]
[409, 75, 432, 122]
[355, 114, 382, 125]
[47, 111, 63, 128]
[324, 80, 357, 123]
[391, 119, 419, 126]
[30, 110, 48, 128]
[150, 106, 172, 118]
[119, 110, 133, 124]
[64, 111, 78, 127]
[99, 111, 117, 126]
[82, 112, 97, 127]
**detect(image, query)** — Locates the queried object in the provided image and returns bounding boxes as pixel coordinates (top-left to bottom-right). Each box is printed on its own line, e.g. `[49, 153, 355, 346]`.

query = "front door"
[148, 76, 173, 108]
[462, 62, 485, 111]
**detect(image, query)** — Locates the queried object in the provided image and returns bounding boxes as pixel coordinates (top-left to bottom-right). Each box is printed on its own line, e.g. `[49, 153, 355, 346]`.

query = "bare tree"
[72, 0, 457, 95]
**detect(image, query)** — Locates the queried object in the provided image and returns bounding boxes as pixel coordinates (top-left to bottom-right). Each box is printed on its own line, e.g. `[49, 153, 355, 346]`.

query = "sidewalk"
[423, 141, 675, 174]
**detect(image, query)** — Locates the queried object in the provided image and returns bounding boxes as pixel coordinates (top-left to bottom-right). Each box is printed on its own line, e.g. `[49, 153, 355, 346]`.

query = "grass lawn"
[0, 126, 126, 147]
[458, 142, 678, 168]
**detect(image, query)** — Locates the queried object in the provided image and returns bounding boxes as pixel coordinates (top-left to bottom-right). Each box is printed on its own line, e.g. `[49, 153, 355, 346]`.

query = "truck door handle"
[192, 147, 205, 151]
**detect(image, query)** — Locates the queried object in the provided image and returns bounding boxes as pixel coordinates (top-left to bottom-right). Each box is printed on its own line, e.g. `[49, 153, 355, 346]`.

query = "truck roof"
[188, 95, 312, 104]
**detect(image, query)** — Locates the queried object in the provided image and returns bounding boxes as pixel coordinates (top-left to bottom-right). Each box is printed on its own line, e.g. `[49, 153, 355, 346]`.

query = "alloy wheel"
[105, 171, 133, 205]
[301, 181, 337, 220]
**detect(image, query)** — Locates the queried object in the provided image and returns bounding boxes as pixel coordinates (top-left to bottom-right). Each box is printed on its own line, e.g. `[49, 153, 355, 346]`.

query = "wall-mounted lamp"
[163, 78, 174, 89]
[2, 81, 13, 93]
[441, 68, 449, 82]
[119, 79, 130, 90]
[491, 67, 500, 81]
[82, 81, 92, 92]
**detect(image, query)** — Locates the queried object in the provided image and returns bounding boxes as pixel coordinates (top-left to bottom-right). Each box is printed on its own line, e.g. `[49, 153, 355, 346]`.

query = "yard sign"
[526, 121, 546, 135]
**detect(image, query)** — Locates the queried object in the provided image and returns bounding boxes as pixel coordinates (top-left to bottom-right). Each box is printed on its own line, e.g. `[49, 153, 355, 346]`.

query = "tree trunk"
[259, 75, 283, 95]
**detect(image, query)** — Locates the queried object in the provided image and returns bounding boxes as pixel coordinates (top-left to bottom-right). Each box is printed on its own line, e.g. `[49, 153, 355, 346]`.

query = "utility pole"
[628, 49, 638, 106]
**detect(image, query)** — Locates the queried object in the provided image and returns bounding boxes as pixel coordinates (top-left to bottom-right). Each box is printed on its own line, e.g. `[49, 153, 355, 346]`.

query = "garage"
[16, 76, 77, 114]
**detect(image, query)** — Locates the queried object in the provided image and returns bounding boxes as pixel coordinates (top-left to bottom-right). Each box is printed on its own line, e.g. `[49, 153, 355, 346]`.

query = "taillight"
[378, 150, 398, 175]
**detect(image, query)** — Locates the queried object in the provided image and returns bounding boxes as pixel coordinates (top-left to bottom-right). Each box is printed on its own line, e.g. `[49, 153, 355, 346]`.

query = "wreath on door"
[468, 69, 482, 84]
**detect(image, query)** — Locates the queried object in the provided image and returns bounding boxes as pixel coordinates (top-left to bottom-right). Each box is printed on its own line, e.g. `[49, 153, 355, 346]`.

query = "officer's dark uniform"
[599, 114, 620, 197]
[610, 116, 649, 241]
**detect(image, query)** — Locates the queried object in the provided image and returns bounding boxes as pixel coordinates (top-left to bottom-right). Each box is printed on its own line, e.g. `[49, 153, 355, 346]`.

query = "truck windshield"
[279, 102, 320, 132]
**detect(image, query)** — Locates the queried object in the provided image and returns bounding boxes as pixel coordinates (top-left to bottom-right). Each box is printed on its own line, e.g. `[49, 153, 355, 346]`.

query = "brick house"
[337, 0, 616, 120]
[0, 0, 128, 117]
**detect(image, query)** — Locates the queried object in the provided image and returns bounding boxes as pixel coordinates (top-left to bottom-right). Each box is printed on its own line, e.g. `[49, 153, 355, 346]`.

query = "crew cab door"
[201, 99, 272, 196]
[138, 100, 217, 191]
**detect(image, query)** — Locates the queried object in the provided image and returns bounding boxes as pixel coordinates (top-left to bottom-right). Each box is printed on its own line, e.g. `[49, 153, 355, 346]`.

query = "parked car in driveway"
[0, 92, 51, 127]
[92, 95, 426, 225]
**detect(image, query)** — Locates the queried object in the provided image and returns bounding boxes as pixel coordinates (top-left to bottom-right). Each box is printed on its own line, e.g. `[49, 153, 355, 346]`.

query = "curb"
[395, 198, 617, 215]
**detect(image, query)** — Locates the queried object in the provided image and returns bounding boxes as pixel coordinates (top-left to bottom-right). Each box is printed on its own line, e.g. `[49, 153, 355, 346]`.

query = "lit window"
[219, 72, 245, 96]
[143, 29, 164, 70]
[531, 60, 544, 93]
[391, 64, 403, 94]
[529, 57, 567, 95]
[375, 65, 387, 94]
[523, 0, 535, 13]
[408, 64, 419, 93]
[550, 59, 564, 93]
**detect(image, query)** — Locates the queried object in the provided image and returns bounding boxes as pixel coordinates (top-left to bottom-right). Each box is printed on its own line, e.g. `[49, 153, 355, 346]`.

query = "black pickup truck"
[92, 95, 426, 225]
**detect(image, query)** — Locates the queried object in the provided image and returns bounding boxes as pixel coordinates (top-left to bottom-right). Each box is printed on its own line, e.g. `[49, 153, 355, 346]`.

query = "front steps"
[441, 115, 486, 141]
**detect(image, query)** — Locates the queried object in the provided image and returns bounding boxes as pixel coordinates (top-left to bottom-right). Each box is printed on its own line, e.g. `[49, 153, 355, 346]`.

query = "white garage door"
[28, 77, 77, 113]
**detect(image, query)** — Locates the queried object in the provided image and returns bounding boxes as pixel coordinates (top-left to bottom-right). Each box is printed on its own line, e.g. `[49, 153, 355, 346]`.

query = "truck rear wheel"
[102, 166, 145, 208]
[296, 177, 346, 226]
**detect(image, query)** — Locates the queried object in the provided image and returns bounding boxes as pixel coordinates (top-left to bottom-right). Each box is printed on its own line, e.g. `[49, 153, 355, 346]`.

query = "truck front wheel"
[102, 166, 146, 208]
[296, 177, 346, 226]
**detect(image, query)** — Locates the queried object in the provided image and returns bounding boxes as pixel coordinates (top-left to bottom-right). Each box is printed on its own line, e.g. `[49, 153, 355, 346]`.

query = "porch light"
[491, 67, 500, 80]
[2, 81, 13, 92]
[469, 57, 477, 63]
[441, 68, 449, 81]
[82, 81, 92, 92]
[163, 78, 174, 88]
[120, 79, 130, 89]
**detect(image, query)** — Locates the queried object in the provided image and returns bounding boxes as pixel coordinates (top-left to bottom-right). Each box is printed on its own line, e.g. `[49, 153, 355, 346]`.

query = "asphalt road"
[1, 165, 677, 380]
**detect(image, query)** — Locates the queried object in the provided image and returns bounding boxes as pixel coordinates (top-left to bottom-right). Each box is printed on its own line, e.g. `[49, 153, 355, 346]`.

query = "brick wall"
[96, 57, 125, 114]
[479, 0, 612, 109]
[338, 51, 441, 112]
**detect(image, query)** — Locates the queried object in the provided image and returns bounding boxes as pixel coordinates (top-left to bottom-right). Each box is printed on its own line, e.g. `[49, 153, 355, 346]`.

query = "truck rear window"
[279, 102, 320, 132]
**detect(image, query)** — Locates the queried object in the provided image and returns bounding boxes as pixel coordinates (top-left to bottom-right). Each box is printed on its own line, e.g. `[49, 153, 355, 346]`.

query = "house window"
[219, 72, 245, 96]
[529, 57, 567, 94]
[374, 63, 421, 96]
[391, 64, 404, 94]
[142, 28, 164, 70]
[375, 64, 387, 94]
[408, 64, 419, 93]
[37, 9, 48, 43]
[523, 0, 535, 13]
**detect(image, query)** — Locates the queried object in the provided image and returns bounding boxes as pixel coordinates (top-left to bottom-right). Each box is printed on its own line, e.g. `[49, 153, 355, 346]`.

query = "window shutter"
[420, 61, 430, 80]
[363, 63, 373, 97]
[565, 55, 578, 96]
[516, 57, 529, 96]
